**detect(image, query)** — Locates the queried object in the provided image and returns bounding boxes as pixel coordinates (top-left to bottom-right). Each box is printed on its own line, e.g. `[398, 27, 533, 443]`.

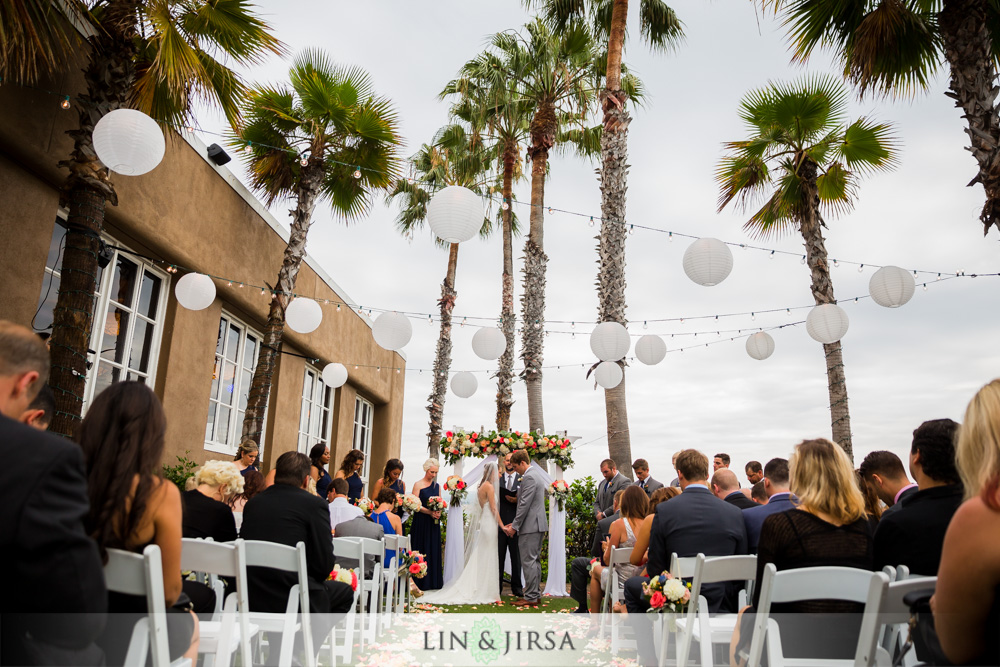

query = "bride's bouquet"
[327, 564, 359, 591]
[426, 496, 447, 524]
[399, 549, 427, 578]
[398, 493, 421, 514]
[354, 496, 375, 517]
[548, 479, 571, 511]
[444, 475, 468, 506]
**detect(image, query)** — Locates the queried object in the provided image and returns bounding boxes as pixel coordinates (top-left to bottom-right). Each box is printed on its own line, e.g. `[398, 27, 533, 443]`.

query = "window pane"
[34, 271, 60, 331]
[300, 400, 310, 433]
[309, 399, 321, 437]
[216, 319, 226, 355]
[221, 362, 237, 405]
[303, 370, 313, 399]
[108, 256, 138, 308]
[100, 306, 130, 364]
[45, 221, 66, 270]
[205, 404, 216, 441]
[137, 272, 161, 320]
[92, 364, 121, 399]
[244, 335, 258, 370]
[320, 407, 330, 445]
[217, 406, 231, 444]
[128, 318, 154, 371]
[238, 370, 251, 411]
[226, 324, 240, 362]
[210, 358, 221, 400]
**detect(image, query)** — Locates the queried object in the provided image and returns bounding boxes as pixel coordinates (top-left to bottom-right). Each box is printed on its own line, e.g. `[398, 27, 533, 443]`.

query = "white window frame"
[298, 364, 335, 454]
[204, 311, 266, 456]
[352, 396, 374, 483]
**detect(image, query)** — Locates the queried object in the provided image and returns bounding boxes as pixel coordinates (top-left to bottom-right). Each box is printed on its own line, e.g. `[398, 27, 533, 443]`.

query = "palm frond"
[639, 0, 685, 53]
[0, 0, 79, 82]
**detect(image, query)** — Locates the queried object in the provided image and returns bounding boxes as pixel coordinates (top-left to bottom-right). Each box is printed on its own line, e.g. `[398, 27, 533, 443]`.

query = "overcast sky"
[195, 0, 1000, 487]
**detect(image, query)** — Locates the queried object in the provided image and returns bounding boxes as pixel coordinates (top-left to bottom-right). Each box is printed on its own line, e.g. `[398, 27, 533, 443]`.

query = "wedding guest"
[745, 460, 763, 485]
[334, 514, 384, 579]
[80, 382, 199, 665]
[18, 383, 54, 430]
[592, 490, 625, 557]
[859, 450, 917, 518]
[625, 449, 747, 664]
[371, 487, 403, 568]
[309, 443, 333, 499]
[933, 380, 1000, 665]
[334, 448, 366, 503]
[372, 458, 406, 514]
[183, 460, 241, 543]
[571, 490, 623, 613]
[632, 458, 664, 495]
[730, 439, 872, 665]
[648, 486, 679, 513]
[328, 477, 363, 531]
[594, 458, 631, 520]
[240, 451, 353, 665]
[229, 469, 265, 513]
[410, 458, 443, 590]
[0, 321, 106, 666]
[713, 453, 731, 471]
[712, 469, 755, 509]
[498, 452, 523, 597]
[742, 458, 796, 553]
[588, 486, 648, 629]
[669, 451, 681, 487]
[750, 481, 767, 504]
[857, 469, 884, 532]
[233, 438, 259, 476]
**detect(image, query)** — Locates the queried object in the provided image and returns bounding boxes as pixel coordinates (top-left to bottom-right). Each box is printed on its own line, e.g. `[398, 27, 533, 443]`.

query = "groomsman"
[498, 453, 523, 597]
[594, 458, 631, 520]
[632, 459, 664, 496]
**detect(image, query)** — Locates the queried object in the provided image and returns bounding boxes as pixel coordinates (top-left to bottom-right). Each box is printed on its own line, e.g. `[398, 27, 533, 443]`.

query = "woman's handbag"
[893, 589, 952, 667]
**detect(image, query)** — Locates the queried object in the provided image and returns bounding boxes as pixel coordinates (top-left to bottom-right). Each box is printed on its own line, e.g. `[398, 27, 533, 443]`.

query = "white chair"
[104, 545, 192, 667]
[179, 538, 257, 667]
[856, 575, 936, 667]
[598, 545, 634, 651]
[745, 564, 887, 667]
[381, 535, 401, 628]
[335, 536, 384, 647]
[671, 554, 758, 667]
[394, 533, 411, 615]
[242, 540, 315, 667]
[323, 538, 362, 666]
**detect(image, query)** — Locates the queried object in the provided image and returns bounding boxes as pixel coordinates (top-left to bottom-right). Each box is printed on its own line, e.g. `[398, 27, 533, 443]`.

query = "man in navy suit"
[742, 458, 796, 553]
[624, 449, 748, 665]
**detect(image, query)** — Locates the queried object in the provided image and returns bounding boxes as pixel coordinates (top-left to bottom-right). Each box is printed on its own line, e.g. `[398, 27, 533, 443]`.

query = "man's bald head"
[711, 469, 741, 498]
[0, 321, 51, 418]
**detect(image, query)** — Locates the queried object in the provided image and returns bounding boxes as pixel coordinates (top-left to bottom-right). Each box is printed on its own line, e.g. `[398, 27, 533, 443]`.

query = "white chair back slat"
[856, 576, 937, 667]
[242, 541, 314, 667]
[670, 553, 698, 578]
[104, 545, 177, 667]
[768, 566, 876, 604]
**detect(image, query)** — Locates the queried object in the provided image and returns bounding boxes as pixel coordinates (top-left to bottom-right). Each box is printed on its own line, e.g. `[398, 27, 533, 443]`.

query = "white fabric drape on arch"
[542, 462, 569, 596]
[442, 458, 468, 586]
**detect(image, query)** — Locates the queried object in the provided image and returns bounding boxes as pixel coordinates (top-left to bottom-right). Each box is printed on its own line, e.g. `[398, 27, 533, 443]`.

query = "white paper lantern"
[869, 266, 915, 308]
[372, 311, 412, 351]
[174, 273, 216, 311]
[806, 304, 850, 344]
[451, 371, 478, 398]
[426, 185, 484, 243]
[594, 361, 623, 389]
[590, 322, 630, 361]
[745, 332, 775, 360]
[285, 298, 323, 334]
[322, 362, 348, 388]
[683, 238, 734, 286]
[471, 327, 506, 360]
[635, 335, 666, 365]
[92, 109, 165, 176]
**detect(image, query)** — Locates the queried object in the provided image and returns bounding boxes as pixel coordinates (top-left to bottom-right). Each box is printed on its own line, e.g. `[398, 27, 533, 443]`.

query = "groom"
[506, 449, 547, 607]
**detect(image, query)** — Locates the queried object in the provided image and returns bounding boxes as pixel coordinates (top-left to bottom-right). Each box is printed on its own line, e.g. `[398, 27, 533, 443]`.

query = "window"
[352, 396, 374, 482]
[298, 365, 334, 453]
[205, 313, 263, 455]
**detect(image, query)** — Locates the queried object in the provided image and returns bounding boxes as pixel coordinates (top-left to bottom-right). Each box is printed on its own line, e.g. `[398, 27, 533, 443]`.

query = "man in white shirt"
[328, 477, 363, 531]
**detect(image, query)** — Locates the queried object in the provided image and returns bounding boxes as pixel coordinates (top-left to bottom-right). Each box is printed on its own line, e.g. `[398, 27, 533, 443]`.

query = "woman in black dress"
[409, 458, 443, 590]
[233, 437, 259, 477]
[309, 443, 333, 499]
[334, 449, 366, 503]
[183, 460, 241, 542]
[372, 458, 405, 515]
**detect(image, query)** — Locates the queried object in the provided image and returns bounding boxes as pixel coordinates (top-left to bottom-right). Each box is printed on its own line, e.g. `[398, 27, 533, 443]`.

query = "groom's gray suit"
[511, 464, 548, 603]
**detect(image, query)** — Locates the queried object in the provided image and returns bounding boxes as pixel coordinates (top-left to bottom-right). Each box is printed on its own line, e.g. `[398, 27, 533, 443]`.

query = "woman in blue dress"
[370, 488, 403, 567]
[371, 458, 406, 517]
[309, 443, 333, 499]
[409, 458, 443, 590]
[233, 438, 259, 477]
[333, 449, 365, 503]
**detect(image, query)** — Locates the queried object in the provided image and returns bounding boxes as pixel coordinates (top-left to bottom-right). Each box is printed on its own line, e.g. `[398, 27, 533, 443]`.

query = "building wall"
[0, 69, 405, 492]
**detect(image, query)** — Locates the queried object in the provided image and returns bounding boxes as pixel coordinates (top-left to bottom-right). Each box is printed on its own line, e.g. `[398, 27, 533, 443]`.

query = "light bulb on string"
[353, 167, 362, 179]
[923, 283, 928, 291]
[589, 217, 595, 227]
[751, 312, 755, 321]
[769, 250, 775, 259]
[300, 155, 309, 167]
[61, 96, 71, 109]
[858, 264, 865, 273]
[407, 177, 415, 185]
[833, 259, 839, 267]
[501, 199, 509, 211]
[643, 321, 648, 329]
[547, 207, 553, 216]
[668, 232, 674, 242]
[801, 256, 806, 265]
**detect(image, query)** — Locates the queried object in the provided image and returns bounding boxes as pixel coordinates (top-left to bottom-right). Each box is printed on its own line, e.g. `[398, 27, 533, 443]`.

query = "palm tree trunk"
[521, 104, 556, 433]
[496, 143, 517, 430]
[938, 0, 1000, 235]
[427, 243, 459, 458]
[241, 164, 323, 445]
[48, 8, 138, 438]
[799, 158, 853, 460]
[596, 0, 633, 477]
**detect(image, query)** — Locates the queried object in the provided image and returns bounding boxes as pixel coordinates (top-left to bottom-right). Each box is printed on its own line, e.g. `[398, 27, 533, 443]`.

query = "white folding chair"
[672, 554, 758, 667]
[394, 533, 411, 615]
[242, 540, 315, 667]
[598, 546, 634, 651]
[104, 545, 192, 667]
[380, 535, 401, 629]
[746, 564, 886, 667]
[335, 536, 384, 646]
[324, 538, 362, 666]
[856, 575, 936, 667]
[179, 538, 257, 667]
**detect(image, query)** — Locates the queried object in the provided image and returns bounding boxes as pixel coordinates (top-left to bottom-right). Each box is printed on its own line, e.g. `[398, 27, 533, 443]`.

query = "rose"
[409, 563, 422, 575]
[649, 591, 666, 609]
[446, 431, 453, 438]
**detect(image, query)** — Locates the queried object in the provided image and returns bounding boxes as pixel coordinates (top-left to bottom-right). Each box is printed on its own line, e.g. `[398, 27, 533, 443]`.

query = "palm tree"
[43, 0, 283, 438]
[765, 0, 1000, 235]
[441, 67, 530, 431]
[460, 18, 600, 433]
[528, 0, 681, 473]
[387, 124, 497, 457]
[231, 50, 402, 445]
[716, 75, 898, 460]
[0, 0, 75, 82]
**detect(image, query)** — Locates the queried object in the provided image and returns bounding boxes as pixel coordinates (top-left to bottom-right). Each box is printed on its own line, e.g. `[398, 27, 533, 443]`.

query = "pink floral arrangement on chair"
[642, 572, 691, 613]
[327, 564, 358, 591]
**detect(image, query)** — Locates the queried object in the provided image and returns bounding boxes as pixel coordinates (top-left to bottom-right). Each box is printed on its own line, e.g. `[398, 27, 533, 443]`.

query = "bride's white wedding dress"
[420, 487, 500, 605]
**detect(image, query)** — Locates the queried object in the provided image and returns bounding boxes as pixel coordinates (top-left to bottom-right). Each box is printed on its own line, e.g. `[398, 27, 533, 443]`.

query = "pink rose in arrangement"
[649, 591, 666, 609]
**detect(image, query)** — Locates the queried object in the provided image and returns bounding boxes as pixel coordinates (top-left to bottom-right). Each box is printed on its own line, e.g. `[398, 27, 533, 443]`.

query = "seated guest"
[625, 449, 747, 664]
[309, 443, 333, 499]
[233, 438, 259, 476]
[649, 486, 679, 512]
[334, 449, 366, 502]
[860, 450, 917, 518]
[857, 469, 883, 532]
[742, 458, 795, 553]
[240, 451, 354, 665]
[229, 469, 265, 514]
[750, 481, 767, 505]
[669, 451, 681, 487]
[18, 383, 54, 431]
[874, 419, 963, 575]
[80, 382, 200, 665]
[588, 486, 648, 629]
[329, 477, 364, 531]
[935, 380, 1000, 665]
[0, 322, 106, 666]
[731, 439, 873, 665]
[712, 468, 756, 509]
[570, 490, 623, 613]
[745, 460, 763, 485]
[183, 460, 241, 543]
[333, 514, 384, 579]
[370, 487, 403, 568]
[632, 458, 663, 495]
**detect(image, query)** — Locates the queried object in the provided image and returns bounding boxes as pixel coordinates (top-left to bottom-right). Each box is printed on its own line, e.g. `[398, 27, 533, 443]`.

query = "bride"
[421, 462, 503, 604]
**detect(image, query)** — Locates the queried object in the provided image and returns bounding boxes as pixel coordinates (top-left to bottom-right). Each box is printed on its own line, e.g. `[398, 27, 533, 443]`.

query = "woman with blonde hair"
[587, 485, 648, 630]
[933, 380, 1000, 665]
[730, 439, 873, 666]
[410, 458, 443, 590]
[233, 438, 259, 476]
[183, 460, 242, 542]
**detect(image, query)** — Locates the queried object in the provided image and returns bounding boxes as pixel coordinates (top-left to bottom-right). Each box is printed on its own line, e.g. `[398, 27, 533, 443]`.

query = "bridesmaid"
[233, 438, 259, 476]
[309, 443, 333, 499]
[410, 458, 443, 591]
[372, 458, 406, 517]
[334, 449, 366, 503]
